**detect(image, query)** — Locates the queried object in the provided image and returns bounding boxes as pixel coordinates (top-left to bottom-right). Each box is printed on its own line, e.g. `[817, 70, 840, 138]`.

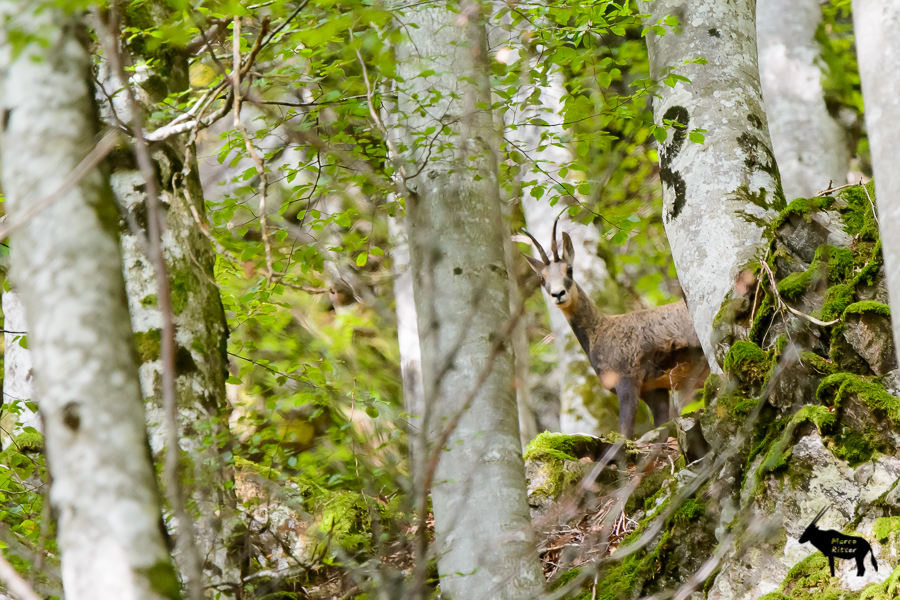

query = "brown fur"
[522, 224, 708, 438]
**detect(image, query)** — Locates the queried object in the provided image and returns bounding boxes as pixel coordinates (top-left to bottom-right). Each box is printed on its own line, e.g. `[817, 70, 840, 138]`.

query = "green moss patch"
[524, 431, 599, 462]
[777, 245, 853, 302]
[760, 406, 835, 473]
[872, 516, 900, 542]
[843, 301, 891, 319]
[724, 341, 771, 384]
[817, 373, 900, 426]
[134, 329, 162, 363]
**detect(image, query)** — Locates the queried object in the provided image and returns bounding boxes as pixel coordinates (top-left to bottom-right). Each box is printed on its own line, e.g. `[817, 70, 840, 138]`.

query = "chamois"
[799, 505, 877, 577]
[521, 220, 708, 439]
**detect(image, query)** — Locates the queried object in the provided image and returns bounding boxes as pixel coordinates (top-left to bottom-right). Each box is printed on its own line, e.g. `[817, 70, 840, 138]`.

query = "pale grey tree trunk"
[0, 6, 177, 599]
[112, 146, 239, 591]
[757, 0, 848, 200]
[396, 2, 544, 598]
[853, 0, 900, 366]
[639, 0, 783, 369]
[387, 216, 426, 467]
[1, 291, 39, 444]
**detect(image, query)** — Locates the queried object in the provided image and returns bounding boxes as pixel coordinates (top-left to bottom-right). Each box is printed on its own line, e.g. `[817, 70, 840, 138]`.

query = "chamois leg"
[644, 389, 671, 428]
[829, 556, 836, 577]
[616, 379, 640, 439]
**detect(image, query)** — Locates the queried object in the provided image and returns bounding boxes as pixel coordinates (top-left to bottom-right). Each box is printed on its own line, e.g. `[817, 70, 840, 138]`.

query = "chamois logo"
[799, 505, 878, 577]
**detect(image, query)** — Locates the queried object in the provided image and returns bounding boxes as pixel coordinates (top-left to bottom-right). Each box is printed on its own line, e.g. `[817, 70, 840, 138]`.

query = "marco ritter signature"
[799, 505, 878, 577]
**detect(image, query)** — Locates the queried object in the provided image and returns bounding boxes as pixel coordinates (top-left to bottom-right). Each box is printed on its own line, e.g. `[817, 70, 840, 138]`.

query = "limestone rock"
[843, 312, 897, 375]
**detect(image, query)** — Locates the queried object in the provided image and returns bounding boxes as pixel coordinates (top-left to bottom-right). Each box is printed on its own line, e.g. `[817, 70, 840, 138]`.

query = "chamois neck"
[560, 283, 605, 355]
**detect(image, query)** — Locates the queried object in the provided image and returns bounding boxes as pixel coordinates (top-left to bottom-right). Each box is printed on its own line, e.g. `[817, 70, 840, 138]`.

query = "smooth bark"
[639, 0, 783, 369]
[757, 0, 848, 199]
[0, 6, 177, 599]
[387, 216, 426, 468]
[853, 0, 900, 364]
[396, 2, 544, 598]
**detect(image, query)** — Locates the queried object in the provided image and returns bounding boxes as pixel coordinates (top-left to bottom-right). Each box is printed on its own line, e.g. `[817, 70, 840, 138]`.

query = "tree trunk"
[757, 0, 848, 200]
[112, 143, 240, 591]
[0, 6, 177, 599]
[387, 216, 426, 468]
[853, 0, 900, 362]
[639, 0, 783, 368]
[397, 2, 544, 597]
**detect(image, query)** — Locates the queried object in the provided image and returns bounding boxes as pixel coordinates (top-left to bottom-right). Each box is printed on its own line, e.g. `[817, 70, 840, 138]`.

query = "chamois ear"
[561, 232, 575, 268]
[524, 254, 546, 274]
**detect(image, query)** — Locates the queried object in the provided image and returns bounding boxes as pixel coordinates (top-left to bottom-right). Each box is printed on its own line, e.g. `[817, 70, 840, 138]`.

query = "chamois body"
[522, 222, 707, 438]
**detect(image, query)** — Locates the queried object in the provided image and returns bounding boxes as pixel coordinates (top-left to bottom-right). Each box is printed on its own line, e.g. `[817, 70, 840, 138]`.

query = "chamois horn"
[810, 505, 830, 527]
[520, 229, 550, 265]
[551, 216, 560, 261]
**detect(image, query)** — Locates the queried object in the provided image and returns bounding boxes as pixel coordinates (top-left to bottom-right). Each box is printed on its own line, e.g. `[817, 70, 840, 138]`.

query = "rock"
[883, 369, 900, 396]
[843, 313, 897, 375]
[710, 432, 900, 600]
[524, 456, 594, 520]
[675, 414, 710, 463]
[856, 267, 891, 305]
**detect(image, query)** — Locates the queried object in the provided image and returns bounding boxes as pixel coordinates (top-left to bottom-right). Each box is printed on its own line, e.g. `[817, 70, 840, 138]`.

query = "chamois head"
[799, 505, 830, 544]
[521, 218, 576, 309]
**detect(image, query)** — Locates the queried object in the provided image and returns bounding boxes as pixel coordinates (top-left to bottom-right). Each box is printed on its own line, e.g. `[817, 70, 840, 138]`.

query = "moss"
[851, 240, 883, 288]
[135, 329, 162, 363]
[234, 456, 281, 480]
[800, 351, 839, 375]
[724, 341, 771, 384]
[672, 498, 705, 527]
[758, 594, 791, 600]
[760, 405, 835, 473]
[312, 491, 377, 553]
[529, 458, 583, 501]
[140, 561, 182, 600]
[822, 284, 854, 321]
[779, 552, 852, 600]
[777, 245, 853, 302]
[843, 301, 891, 318]
[772, 196, 837, 231]
[749, 294, 775, 344]
[523, 431, 597, 462]
[859, 563, 900, 600]
[699, 373, 721, 405]
[817, 373, 900, 426]
[837, 181, 879, 241]
[832, 428, 885, 466]
[141, 294, 158, 308]
[625, 469, 673, 515]
[872, 516, 900, 542]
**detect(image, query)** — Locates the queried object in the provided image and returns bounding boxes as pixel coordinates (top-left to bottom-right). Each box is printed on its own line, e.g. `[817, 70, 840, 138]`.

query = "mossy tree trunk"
[853, 0, 900, 363]
[638, 0, 784, 370]
[0, 5, 178, 598]
[396, 1, 544, 597]
[112, 143, 240, 592]
[757, 0, 848, 199]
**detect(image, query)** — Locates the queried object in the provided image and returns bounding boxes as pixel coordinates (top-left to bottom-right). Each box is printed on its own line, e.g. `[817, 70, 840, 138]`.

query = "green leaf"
[689, 130, 706, 144]
[226, 376, 242, 385]
[356, 252, 368, 267]
[366, 406, 380, 418]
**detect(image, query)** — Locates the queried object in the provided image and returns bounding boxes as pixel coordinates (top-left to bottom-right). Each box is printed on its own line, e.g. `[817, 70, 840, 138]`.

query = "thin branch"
[759, 260, 839, 327]
[233, 16, 275, 282]
[0, 553, 41, 600]
[95, 7, 204, 600]
[0, 130, 119, 244]
[860, 178, 880, 229]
